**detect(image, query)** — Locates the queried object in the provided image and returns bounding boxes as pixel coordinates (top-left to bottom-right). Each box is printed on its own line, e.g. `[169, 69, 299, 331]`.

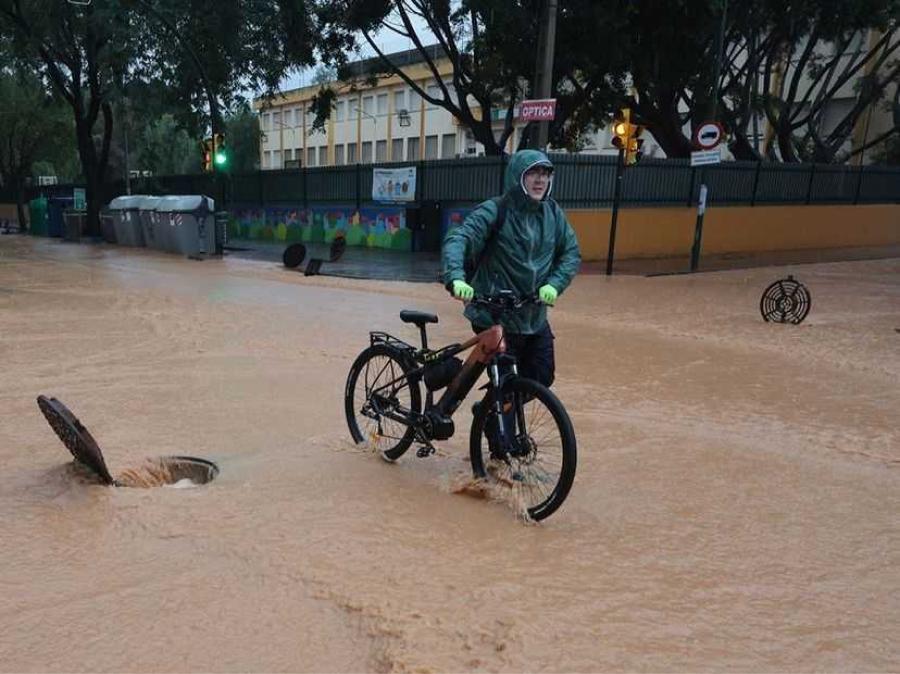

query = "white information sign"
[690, 148, 722, 167]
[372, 166, 417, 202]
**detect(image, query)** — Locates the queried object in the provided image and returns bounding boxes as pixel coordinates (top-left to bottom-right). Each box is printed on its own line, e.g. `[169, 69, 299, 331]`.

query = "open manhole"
[37, 395, 219, 488]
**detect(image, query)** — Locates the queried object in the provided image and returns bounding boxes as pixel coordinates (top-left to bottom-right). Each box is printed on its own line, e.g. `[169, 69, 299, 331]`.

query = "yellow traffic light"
[612, 108, 631, 151]
[612, 108, 644, 166]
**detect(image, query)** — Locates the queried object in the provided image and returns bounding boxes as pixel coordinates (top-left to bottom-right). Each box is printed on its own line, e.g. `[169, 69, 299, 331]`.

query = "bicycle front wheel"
[470, 377, 576, 521]
[345, 344, 421, 461]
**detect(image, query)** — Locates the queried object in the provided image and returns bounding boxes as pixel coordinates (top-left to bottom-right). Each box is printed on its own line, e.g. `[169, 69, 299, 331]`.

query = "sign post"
[605, 148, 625, 276]
[687, 120, 725, 272]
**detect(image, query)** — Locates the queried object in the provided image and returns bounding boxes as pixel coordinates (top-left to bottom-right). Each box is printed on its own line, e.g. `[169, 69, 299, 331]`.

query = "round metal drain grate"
[37, 396, 219, 488]
[760, 275, 811, 324]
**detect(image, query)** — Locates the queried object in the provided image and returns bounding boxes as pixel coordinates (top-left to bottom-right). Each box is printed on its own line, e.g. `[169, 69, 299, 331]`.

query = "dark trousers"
[472, 321, 556, 387]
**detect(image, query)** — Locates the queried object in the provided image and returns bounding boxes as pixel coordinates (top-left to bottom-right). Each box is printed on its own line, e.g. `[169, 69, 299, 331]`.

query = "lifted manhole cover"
[37, 395, 115, 485]
[37, 395, 218, 488]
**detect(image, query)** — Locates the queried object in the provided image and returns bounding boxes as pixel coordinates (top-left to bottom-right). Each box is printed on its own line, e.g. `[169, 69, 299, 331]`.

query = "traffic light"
[200, 138, 212, 172]
[611, 108, 631, 152]
[611, 108, 644, 166]
[213, 132, 228, 169]
[627, 125, 645, 166]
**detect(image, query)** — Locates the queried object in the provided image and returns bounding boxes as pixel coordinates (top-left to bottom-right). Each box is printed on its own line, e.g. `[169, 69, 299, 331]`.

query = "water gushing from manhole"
[36, 395, 219, 488]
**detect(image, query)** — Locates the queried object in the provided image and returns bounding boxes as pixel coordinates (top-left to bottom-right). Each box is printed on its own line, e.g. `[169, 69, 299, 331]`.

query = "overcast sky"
[278, 15, 432, 92]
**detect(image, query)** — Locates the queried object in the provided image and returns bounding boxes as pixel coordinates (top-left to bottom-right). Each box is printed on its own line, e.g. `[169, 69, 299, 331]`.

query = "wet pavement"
[226, 239, 443, 283]
[2, 234, 899, 672]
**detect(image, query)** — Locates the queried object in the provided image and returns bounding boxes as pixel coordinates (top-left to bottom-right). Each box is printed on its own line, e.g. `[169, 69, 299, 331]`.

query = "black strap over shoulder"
[466, 195, 507, 281]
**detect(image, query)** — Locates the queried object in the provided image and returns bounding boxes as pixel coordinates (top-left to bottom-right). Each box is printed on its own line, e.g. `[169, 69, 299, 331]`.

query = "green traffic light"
[214, 151, 227, 166]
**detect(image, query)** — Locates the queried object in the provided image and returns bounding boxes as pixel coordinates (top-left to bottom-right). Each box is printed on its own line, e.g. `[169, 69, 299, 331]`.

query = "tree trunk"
[15, 177, 27, 233]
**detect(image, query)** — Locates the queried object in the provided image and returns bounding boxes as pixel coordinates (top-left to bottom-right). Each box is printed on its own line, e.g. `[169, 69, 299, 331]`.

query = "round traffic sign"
[694, 122, 724, 149]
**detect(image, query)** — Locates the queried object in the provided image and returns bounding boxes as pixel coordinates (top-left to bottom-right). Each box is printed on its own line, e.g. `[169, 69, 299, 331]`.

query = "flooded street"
[1, 236, 898, 672]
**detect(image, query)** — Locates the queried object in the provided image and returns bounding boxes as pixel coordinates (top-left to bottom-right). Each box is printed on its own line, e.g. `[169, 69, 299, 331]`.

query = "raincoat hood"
[504, 149, 554, 209]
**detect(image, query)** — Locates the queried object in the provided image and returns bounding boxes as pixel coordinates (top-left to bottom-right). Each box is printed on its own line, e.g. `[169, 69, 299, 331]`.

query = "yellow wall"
[567, 204, 900, 261]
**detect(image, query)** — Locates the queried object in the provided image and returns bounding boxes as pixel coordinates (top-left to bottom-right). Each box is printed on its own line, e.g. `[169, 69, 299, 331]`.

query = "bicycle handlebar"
[468, 291, 544, 312]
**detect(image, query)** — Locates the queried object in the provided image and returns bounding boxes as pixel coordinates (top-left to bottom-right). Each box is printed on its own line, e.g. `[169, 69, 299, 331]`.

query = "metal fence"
[23, 155, 900, 210]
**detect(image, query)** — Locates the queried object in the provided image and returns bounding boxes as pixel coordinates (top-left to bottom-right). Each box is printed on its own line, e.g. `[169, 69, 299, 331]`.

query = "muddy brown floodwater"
[1, 236, 898, 673]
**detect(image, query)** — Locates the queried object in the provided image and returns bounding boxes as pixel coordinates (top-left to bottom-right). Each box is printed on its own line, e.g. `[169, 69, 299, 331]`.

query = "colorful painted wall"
[443, 203, 900, 262]
[227, 203, 412, 251]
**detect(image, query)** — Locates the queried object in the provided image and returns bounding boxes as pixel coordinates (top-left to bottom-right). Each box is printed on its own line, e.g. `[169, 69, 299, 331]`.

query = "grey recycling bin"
[137, 196, 162, 250]
[108, 195, 147, 247]
[154, 195, 215, 256]
[99, 210, 117, 243]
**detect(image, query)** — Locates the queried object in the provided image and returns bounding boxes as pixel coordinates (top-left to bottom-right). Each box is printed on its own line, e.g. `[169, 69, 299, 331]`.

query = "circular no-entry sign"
[694, 122, 724, 149]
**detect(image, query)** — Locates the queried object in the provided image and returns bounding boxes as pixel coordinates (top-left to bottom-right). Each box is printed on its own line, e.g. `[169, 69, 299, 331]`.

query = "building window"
[362, 96, 374, 116]
[406, 137, 420, 161]
[272, 111, 281, 128]
[409, 88, 421, 111]
[283, 109, 292, 128]
[391, 138, 403, 162]
[349, 100, 358, 120]
[318, 146, 327, 167]
[425, 135, 438, 159]
[334, 144, 345, 165]
[426, 84, 441, 107]
[262, 113, 271, 131]
[361, 141, 373, 163]
[441, 133, 456, 158]
[273, 150, 282, 168]
[285, 149, 293, 161]
[263, 150, 271, 168]
[306, 147, 315, 167]
[375, 140, 387, 162]
[393, 90, 405, 113]
[348, 143, 358, 163]
[335, 101, 345, 122]
[377, 93, 388, 115]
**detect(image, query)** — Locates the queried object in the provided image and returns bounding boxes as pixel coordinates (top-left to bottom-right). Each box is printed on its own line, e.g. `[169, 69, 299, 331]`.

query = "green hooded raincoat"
[441, 149, 581, 334]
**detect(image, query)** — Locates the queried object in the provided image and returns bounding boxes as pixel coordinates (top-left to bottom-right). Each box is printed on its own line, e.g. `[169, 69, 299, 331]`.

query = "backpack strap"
[470, 195, 507, 276]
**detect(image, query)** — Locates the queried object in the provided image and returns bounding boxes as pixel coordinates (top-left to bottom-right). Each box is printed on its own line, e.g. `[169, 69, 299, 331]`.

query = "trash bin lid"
[109, 195, 147, 210]
[154, 195, 215, 213]
[136, 196, 162, 210]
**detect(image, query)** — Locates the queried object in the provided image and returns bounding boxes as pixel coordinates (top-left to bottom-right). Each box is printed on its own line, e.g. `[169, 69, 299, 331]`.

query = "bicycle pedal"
[416, 445, 436, 458]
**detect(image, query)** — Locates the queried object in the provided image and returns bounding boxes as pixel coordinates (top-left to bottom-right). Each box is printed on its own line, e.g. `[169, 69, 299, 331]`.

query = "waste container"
[137, 196, 162, 250]
[62, 210, 87, 242]
[47, 196, 74, 238]
[29, 196, 49, 237]
[99, 210, 117, 243]
[154, 195, 215, 256]
[108, 195, 147, 247]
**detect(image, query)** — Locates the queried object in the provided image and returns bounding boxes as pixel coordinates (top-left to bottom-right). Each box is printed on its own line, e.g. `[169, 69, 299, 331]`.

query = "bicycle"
[344, 290, 577, 521]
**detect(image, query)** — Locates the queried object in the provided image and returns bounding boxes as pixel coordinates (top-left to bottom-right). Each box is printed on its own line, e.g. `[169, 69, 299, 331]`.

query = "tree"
[623, 0, 899, 162]
[0, 0, 319, 232]
[313, 0, 628, 154]
[0, 69, 69, 231]
[223, 104, 262, 173]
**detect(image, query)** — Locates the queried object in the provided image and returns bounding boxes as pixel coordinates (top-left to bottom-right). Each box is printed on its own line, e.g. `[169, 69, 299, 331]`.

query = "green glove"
[538, 284, 558, 306]
[452, 279, 475, 301]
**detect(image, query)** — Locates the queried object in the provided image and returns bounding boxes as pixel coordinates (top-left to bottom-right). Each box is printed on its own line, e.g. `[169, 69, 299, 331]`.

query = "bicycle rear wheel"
[469, 377, 576, 521]
[345, 344, 421, 461]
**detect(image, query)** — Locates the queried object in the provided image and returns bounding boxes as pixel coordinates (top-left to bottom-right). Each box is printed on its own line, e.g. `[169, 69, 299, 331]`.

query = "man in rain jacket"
[442, 149, 581, 388]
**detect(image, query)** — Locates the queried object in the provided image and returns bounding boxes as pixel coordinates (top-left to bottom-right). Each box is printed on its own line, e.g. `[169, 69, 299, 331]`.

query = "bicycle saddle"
[400, 310, 438, 326]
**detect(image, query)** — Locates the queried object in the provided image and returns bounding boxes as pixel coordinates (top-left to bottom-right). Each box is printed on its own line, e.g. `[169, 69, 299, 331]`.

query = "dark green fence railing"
[23, 155, 900, 210]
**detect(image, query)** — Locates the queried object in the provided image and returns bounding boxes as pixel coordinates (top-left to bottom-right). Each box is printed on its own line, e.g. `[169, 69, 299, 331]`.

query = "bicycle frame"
[366, 323, 516, 433]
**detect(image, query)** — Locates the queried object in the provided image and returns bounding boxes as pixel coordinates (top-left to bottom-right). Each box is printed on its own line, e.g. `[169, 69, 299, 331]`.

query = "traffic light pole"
[606, 148, 625, 276]
[530, 0, 559, 149]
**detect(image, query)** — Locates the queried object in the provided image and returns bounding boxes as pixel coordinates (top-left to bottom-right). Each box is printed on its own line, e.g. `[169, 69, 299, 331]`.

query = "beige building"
[254, 47, 640, 170]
